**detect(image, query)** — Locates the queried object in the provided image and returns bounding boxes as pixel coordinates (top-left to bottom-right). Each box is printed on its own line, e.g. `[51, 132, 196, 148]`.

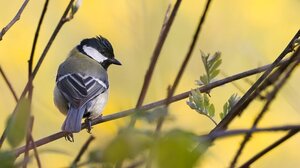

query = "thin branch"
[230, 50, 300, 167]
[0, 0, 76, 149]
[30, 135, 42, 168]
[0, 0, 30, 41]
[239, 130, 298, 168]
[155, 0, 213, 132]
[129, 0, 182, 127]
[13, 58, 294, 157]
[19, 0, 75, 100]
[71, 135, 95, 167]
[0, 66, 18, 102]
[23, 116, 34, 168]
[28, 0, 49, 100]
[213, 30, 300, 132]
[201, 125, 300, 140]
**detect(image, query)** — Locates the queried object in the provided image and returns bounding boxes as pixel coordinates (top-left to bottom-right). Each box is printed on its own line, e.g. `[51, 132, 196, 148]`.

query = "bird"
[54, 36, 121, 141]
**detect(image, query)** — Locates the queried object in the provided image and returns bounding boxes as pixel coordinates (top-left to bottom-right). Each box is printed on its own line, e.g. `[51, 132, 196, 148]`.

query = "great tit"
[54, 36, 121, 140]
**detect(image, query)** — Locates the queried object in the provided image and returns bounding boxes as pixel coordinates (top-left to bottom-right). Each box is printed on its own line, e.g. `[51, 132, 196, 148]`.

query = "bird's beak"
[110, 58, 122, 65]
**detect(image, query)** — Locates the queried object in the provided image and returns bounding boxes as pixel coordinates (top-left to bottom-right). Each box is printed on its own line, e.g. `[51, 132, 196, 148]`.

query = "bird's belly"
[87, 90, 108, 119]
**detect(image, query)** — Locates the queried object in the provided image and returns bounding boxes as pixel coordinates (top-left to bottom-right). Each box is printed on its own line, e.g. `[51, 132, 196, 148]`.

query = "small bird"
[54, 36, 121, 141]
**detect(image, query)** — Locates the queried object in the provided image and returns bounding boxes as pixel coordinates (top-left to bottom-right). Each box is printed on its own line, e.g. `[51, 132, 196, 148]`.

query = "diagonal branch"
[230, 49, 300, 167]
[30, 135, 42, 168]
[239, 130, 298, 167]
[213, 30, 300, 133]
[0, 66, 18, 102]
[129, 0, 182, 127]
[0, 0, 30, 41]
[27, 0, 49, 101]
[71, 135, 95, 167]
[155, 0, 213, 132]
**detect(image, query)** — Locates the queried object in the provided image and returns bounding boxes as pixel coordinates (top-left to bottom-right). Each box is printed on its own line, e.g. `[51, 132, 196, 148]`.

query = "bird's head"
[77, 36, 121, 69]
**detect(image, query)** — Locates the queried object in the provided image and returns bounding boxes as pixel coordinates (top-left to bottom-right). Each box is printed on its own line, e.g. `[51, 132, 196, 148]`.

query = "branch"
[30, 135, 42, 168]
[155, 0, 213, 132]
[0, 0, 30, 41]
[0, 66, 18, 102]
[201, 125, 300, 140]
[0, 0, 76, 149]
[71, 135, 95, 167]
[28, 0, 49, 100]
[23, 116, 34, 168]
[129, 0, 182, 127]
[13, 58, 293, 157]
[213, 29, 300, 132]
[239, 130, 298, 167]
[230, 50, 300, 167]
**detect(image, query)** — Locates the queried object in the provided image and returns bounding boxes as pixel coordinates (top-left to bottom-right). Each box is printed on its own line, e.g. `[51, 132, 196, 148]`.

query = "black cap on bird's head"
[77, 36, 121, 69]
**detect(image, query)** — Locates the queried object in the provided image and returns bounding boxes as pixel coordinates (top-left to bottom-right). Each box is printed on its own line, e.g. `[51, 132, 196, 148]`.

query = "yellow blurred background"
[1, 0, 300, 167]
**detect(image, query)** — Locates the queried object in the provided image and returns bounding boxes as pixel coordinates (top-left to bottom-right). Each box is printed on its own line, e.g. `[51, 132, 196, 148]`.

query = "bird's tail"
[61, 106, 86, 133]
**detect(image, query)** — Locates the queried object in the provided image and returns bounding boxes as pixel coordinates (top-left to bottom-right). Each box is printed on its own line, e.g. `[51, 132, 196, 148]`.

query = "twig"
[0, 66, 18, 102]
[19, 0, 75, 100]
[28, 0, 49, 100]
[71, 135, 95, 167]
[23, 116, 34, 168]
[13, 58, 294, 157]
[30, 135, 42, 168]
[230, 50, 300, 167]
[155, 0, 213, 132]
[239, 130, 298, 168]
[129, 0, 182, 127]
[0, 0, 76, 149]
[0, 0, 30, 41]
[213, 30, 300, 132]
[201, 125, 300, 140]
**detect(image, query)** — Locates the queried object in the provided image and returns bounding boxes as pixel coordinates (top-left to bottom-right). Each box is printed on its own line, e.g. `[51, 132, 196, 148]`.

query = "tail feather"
[62, 106, 86, 133]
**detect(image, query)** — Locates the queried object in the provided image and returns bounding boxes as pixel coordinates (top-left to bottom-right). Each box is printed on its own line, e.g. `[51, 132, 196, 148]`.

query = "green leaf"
[208, 104, 215, 117]
[187, 90, 216, 124]
[6, 98, 30, 148]
[103, 129, 152, 163]
[198, 51, 222, 85]
[200, 75, 208, 85]
[220, 94, 240, 120]
[209, 59, 222, 73]
[0, 151, 15, 168]
[210, 69, 220, 80]
[152, 130, 202, 168]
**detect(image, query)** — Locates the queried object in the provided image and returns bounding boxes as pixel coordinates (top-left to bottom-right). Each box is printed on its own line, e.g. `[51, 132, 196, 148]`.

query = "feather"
[61, 105, 86, 133]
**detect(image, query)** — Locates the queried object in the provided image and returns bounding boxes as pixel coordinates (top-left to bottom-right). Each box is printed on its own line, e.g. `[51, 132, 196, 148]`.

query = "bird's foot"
[85, 118, 92, 133]
[64, 133, 74, 142]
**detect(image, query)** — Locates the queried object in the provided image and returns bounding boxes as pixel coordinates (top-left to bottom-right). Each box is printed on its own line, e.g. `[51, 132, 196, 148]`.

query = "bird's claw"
[85, 118, 92, 133]
[64, 133, 74, 142]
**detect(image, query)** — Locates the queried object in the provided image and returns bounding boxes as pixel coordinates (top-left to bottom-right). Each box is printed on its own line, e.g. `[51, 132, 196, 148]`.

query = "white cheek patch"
[82, 45, 108, 63]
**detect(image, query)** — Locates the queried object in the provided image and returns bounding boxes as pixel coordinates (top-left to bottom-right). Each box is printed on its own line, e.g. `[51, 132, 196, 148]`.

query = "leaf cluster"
[187, 51, 240, 124]
[87, 129, 206, 168]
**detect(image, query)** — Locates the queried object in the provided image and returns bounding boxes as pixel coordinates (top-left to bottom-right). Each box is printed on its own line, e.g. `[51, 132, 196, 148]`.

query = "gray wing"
[56, 73, 108, 108]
